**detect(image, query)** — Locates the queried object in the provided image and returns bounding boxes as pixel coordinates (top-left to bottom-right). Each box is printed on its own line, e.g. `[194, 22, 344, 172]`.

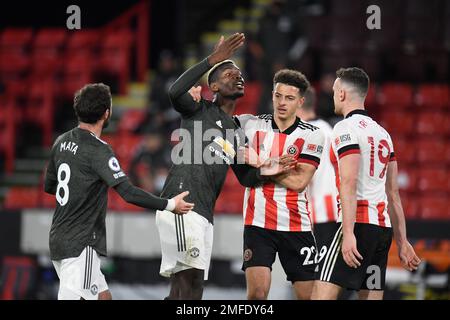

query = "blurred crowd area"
[0, 0, 449, 218]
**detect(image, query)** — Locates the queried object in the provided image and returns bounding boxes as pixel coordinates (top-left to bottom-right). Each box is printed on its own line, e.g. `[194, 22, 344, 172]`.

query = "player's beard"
[226, 91, 244, 100]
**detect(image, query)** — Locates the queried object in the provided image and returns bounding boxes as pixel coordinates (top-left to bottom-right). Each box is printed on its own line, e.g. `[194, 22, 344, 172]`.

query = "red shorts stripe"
[244, 188, 256, 225]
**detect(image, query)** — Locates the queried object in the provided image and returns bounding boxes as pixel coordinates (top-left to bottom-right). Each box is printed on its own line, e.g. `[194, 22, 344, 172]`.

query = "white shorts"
[156, 210, 213, 280]
[52, 246, 108, 300]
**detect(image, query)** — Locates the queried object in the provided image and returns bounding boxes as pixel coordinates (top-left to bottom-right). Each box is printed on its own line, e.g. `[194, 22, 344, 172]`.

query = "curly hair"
[273, 69, 310, 96]
[73, 83, 112, 123]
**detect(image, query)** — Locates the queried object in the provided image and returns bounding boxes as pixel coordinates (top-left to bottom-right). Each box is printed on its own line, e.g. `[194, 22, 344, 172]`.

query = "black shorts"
[242, 225, 317, 283]
[317, 223, 393, 290]
[313, 221, 340, 255]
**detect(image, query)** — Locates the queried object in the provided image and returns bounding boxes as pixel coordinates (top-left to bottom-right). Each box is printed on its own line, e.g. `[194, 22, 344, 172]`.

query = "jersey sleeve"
[44, 152, 57, 194]
[91, 144, 128, 187]
[386, 132, 396, 162]
[298, 128, 325, 168]
[332, 121, 360, 160]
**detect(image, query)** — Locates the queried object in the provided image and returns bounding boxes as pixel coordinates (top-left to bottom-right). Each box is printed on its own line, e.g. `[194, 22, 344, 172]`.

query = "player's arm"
[385, 160, 421, 271]
[44, 153, 57, 195]
[113, 180, 193, 214]
[332, 123, 363, 268]
[168, 59, 210, 115]
[271, 162, 316, 193]
[272, 128, 325, 192]
[230, 163, 266, 187]
[169, 33, 245, 115]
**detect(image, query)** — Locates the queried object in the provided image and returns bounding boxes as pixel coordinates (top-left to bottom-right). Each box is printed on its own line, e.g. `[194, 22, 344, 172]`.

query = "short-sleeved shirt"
[45, 127, 127, 260]
[238, 114, 325, 232]
[331, 109, 396, 228]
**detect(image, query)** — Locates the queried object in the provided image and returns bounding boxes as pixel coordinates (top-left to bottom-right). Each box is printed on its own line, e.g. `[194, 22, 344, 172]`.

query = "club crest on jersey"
[108, 157, 121, 172]
[287, 145, 299, 157]
[189, 247, 200, 258]
[90, 284, 98, 295]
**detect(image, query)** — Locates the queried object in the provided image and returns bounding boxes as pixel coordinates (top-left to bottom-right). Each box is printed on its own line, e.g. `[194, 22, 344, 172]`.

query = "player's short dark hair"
[73, 83, 112, 123]
[302, 87, 316, 112]
[336, 67, 369, 98]
[207, 61, 236, 87]
[273, 69, 310, 96]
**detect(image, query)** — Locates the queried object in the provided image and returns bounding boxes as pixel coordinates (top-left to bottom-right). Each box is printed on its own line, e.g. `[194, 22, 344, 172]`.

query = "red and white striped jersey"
[307, 119, 338, 224]
[236, 114, 325, 232]
[331, 110, 396, 228]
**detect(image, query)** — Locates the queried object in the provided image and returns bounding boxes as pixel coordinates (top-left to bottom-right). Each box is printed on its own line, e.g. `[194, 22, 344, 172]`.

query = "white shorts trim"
[52, 246, 108, 300]
[156, 210, 213, 280]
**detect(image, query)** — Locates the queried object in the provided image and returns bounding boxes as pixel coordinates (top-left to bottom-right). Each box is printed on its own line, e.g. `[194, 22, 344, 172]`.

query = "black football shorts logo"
[189, 247, 200, 258]
[287, 145, 299, 157]
[243, 249, 252, 262]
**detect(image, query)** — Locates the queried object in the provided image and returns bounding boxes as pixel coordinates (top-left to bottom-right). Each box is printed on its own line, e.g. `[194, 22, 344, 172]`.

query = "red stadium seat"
[416, 139, 447, 164]
[379, 111, 415, 135]
[66, 30, 100, 52]
[416, 112, 450, 135]
[4, 187, 39, 209]
[31, 29, 67, 77]
[98, 30, 134, 94]
[114, 134, 144, 171]
[417, 166, 448, 193]
[377, 83, 413, 109]
[399, 192, 419, 219]
[0, 28, 33, 50]
[24, 81, 55, 147]
[397, 166, 418, 193]
[392, 135, 415, 164]
[117, 109, 147, 134]
[62, 53, 93, 97]
[415, 85, 450, 109]
[419, 195, 449, 220]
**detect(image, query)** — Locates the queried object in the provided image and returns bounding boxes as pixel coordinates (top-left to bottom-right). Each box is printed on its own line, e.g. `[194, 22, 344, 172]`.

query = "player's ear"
[340, 89, 345, 102]
[210, 82, 219, 93]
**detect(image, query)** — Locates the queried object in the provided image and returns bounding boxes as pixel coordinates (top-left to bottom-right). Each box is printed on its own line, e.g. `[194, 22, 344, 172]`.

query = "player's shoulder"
[297, 118, 320, 132]
[257, 113, 273, 122]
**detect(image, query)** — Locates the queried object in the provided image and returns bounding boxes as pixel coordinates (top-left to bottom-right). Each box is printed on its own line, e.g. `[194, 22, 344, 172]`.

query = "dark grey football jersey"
[44, 127, 127, 260]
[161, 101, 246, 224]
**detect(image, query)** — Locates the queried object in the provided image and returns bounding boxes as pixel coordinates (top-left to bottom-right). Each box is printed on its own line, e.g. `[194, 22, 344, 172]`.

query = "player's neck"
[274, 115, 296, 132]
[78, 122, 103, 138]
[216, 97, 236, 116]
[342, 102, 365, 118]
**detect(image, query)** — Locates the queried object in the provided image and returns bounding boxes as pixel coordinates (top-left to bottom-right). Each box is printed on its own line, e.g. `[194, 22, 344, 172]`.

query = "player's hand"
[260, 155, 296, 176]
[207, 33, 245, 66]
[342, 233, 363, 268]
[188, 86, 202, 102]
[398, 240, 421, 271]
[172, 191, 194, 215]
[238, 146, 262, 168]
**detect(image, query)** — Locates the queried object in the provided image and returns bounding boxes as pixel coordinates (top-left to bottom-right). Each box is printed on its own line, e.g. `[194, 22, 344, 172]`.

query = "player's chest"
[249, 129, 306, 160]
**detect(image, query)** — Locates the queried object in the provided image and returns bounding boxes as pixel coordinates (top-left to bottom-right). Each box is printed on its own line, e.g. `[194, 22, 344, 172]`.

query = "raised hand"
[207, 33, 245, 66]
[172, 191, 194, 215]
[188, 86, 202, 102]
